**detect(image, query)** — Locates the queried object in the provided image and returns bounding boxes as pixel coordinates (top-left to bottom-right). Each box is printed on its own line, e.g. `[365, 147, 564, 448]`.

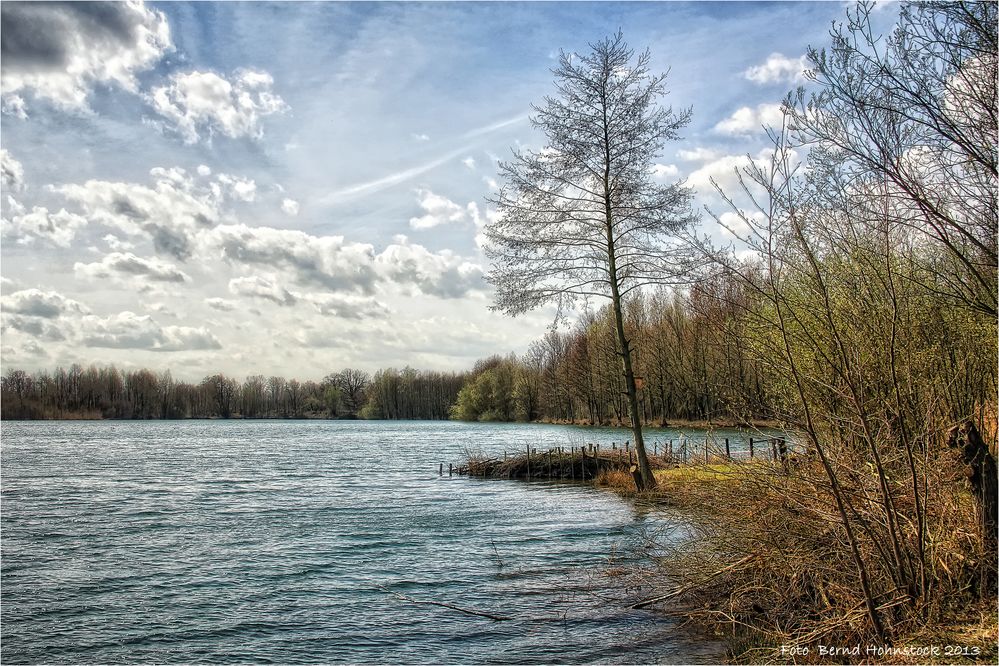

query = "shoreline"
[457, 449, 999, 664]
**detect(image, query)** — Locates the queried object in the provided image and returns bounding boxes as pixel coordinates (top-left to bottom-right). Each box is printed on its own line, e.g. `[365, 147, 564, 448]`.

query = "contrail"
[320, 145, 472, 204]
[320, 114, 529, 204]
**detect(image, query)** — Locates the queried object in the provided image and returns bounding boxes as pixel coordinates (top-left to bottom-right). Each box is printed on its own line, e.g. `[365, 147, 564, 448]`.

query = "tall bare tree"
[484, 32, 698, 489]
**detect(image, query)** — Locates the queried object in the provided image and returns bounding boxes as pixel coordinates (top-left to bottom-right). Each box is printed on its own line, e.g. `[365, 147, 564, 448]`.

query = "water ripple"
[2, 420, 726, 664]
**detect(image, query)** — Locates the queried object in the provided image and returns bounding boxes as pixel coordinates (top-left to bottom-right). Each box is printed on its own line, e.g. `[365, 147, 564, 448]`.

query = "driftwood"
[631, 554, 755, 609]
[377, 586, 512, 621]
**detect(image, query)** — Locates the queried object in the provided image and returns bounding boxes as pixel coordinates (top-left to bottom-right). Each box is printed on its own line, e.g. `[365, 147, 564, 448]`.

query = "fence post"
[725, 438, 730, 460]
[749, 437, 754, 459]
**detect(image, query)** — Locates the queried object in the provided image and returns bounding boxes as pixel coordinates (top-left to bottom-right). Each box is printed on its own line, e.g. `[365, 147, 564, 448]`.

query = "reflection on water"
[2, 420, 726, 664]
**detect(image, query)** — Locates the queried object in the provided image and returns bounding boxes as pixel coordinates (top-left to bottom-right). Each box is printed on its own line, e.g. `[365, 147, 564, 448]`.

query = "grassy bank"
[460, 450, 998, 664]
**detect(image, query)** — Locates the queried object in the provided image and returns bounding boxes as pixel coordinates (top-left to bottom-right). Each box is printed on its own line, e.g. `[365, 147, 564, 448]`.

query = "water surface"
[2, 420, 731, 664]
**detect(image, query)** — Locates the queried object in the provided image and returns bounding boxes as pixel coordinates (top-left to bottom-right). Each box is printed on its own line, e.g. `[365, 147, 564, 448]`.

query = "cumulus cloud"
[1, 149, 25, 190]
[714, 103, 786, 135]
[205, 297, 237, 312]
[411, 133, 430, 142]
[376, 235, 484, 299]
[204, 224, 378, 293]
[54, 166, 226, 259]
[228, 275, 297, 306]
[74, 252, 191, 283]
[1, 1, 172, 115]
[1, 205, 88, 247]
[717, 210, 768, 238]
[462, 156, 476, 170]
[81, 311, 221, 351]
[1, 288, 90, 318]
[743, 53, 809, 85]
[409, 188, 466, 229]
[217, 173, 257, 202]
[303, 293, 389, 320]
[147, 68, 289, 144]
[676, 147, 722, 162]
[650, 163, 679, 179]
[687, 148, 800, 197]
[3, 314, 66, 341]
[281, 198, 300, 216]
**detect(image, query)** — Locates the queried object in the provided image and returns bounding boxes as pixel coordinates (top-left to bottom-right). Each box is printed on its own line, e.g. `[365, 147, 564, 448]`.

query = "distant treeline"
[0, 288, 773, 423]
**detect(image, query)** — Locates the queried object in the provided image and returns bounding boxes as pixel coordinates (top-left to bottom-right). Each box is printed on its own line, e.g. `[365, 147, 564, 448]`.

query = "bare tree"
[484, 32, 698, 489]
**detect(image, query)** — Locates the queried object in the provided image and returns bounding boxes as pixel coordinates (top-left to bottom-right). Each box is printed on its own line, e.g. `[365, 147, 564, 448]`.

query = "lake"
[1, 420, 743, 664]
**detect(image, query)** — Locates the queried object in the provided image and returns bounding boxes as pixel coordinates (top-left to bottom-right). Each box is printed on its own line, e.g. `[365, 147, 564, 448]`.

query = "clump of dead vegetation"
[634, 435, 997, 664]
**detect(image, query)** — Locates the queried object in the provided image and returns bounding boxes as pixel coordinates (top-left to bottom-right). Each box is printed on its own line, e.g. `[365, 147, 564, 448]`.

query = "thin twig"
[376, 585, 512, 621]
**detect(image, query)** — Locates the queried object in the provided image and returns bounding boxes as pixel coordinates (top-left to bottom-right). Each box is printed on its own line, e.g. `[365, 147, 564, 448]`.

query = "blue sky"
[1, 1, 871, 380]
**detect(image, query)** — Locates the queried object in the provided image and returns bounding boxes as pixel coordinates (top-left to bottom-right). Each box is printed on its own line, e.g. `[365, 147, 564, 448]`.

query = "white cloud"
[713, 103, 786, 135]
[197, 164, 212, 177]
[74, 252, 191, 283]
[204, 224, 379, 293]
[229, 275, 297, 306]
[217, 174, 257, 202]
[80, 311, 221, 351]
[1, 150, 25, 191]
[1, 206, 88, 247]
[411, 133, 430, 142]
[687, 147, 800, 197]
[205, 297, 237, 312]
[281, 198, 300, 216]
[686, 154, 760, 193]
[303, 293, 389, 320]
[677, 147, 722, 162]
[462, 156, 476, 170]
[148, 68, 288, 144]
[54, 167, 227, 259]
[409, 188, 467, 229]
[1, 288, 90, 318]
[650, 163, 679, 179]
[743, 53, 809, 85]
[717, 211, 766, 238]
[376, 235, 484, 299]
[0, 1, 172, 115]
[103, 234, 135, 251]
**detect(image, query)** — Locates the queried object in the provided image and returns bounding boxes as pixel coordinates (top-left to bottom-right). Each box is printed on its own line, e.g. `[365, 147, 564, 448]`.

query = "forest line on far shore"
[1, 284, 771, 426]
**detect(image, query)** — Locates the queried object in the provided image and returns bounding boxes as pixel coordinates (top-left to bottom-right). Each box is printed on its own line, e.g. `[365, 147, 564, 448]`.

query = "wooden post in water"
[449, 463, 453, 477]
[580, 445, 586, 481]
[654, 442, 658, 457]
[570, 447, 575, 480]
[704, 438, 709, 464]
[548, 450, 552, 479]
[439, 463, 443, 476]
[526, 446, 531, 480]
[749, 438, 754, 459]
[725, 438, 730, 460]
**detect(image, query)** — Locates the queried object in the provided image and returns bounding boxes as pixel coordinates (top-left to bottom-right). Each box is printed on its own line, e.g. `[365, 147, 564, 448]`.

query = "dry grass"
[629, 449, 998, 664]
